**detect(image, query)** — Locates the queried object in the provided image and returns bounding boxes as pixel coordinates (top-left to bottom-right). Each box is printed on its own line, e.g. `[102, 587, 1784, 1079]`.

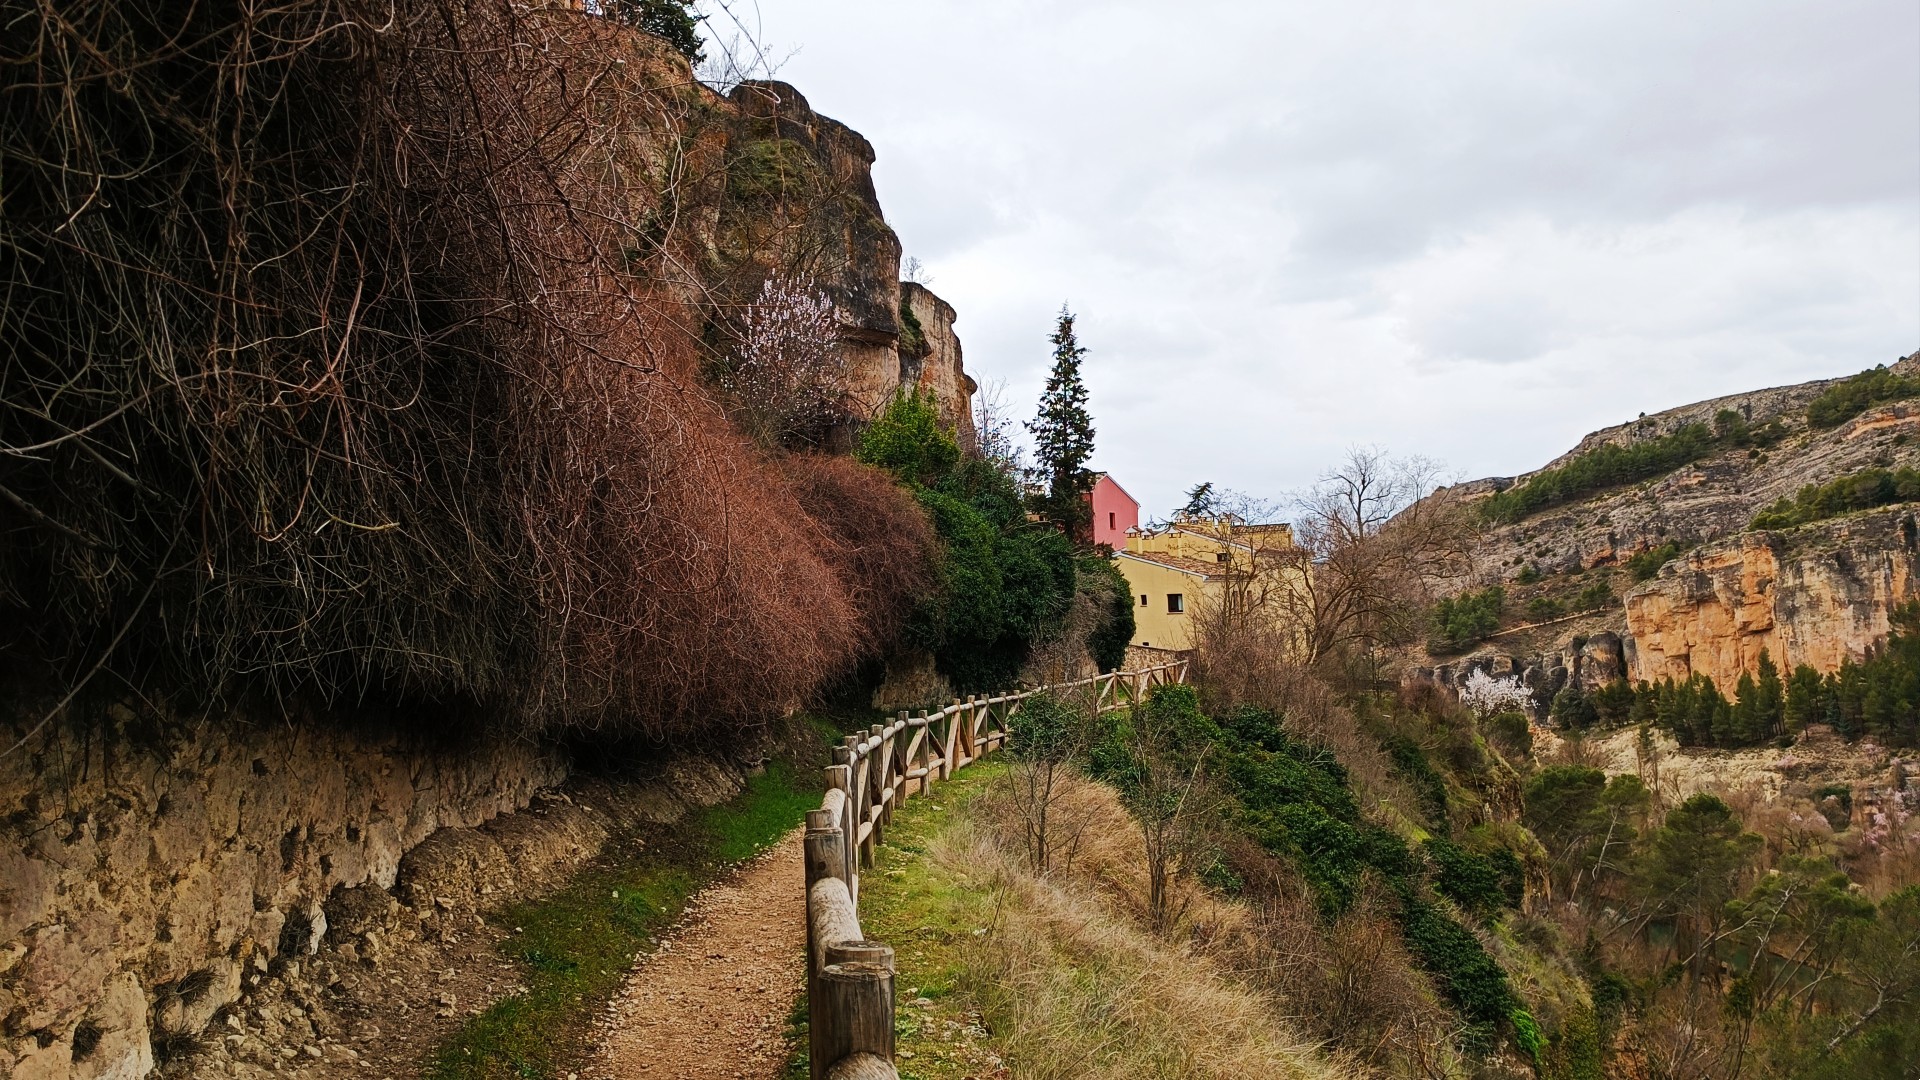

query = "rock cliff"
[1419, 352, 1919, 701]
[702, 78, 976, 438]
[1626, 508, 1919, 685]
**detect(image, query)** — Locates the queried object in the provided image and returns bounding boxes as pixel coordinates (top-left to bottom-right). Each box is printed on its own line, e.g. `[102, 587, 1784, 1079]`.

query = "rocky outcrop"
[900, 283, 978, 448]
[1625, 508, 1919, 686]
[1422, 630, 1628, 713]
[707, 80, 976, 439]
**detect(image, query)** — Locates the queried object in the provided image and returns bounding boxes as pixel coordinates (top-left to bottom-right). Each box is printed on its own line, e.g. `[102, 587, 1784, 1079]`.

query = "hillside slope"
[1419, 352, 1919, 698]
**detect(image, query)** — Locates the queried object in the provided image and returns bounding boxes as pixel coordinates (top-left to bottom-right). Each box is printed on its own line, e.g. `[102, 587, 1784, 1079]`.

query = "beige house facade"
[1114, 519, 1311, 654]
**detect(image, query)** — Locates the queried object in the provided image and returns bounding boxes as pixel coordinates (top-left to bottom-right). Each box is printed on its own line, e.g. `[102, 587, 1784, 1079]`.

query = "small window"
[1167, 593, 1185, 614]
[1215, 551, 1230, 563]
[1139, 594, 1149, 606]
[1109, 512, 1117, 530]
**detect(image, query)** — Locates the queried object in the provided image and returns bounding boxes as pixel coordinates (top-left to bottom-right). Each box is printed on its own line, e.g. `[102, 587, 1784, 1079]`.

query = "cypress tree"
[1028, 306, 1097, 542]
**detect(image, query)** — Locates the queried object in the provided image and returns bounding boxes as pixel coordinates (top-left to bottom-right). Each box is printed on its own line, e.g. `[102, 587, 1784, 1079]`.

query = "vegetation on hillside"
[1429, 586, 1505, 652]
[829, 762, 1356, 1080]
[1750, 466, 1920, 530]
[1806, 364, 1920, 430]
[1481, 410, 1784, 525]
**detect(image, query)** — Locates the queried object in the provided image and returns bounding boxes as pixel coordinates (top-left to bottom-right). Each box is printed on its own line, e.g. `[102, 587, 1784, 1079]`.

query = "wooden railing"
[801, 661, 1190, 1080]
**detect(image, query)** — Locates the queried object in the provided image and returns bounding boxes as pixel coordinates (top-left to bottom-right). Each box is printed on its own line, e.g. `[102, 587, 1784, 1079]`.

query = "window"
[1167, 593, 1185, 614]
[1109, 512, 1117, 530]
[1215, 551, 1230, 563]
[1139, 594, 1148, 606]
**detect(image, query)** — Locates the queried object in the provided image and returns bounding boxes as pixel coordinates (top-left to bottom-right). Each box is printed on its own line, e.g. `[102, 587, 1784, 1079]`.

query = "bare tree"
[971, 376, 1026, 477]
[1285, 448, 1475, 680]
[1003, 692, 1093, 875]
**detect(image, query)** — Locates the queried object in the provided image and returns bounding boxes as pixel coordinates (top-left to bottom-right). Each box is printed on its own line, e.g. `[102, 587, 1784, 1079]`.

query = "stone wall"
[1625, 508, 1919, 686]
[0, 701, 583, 1079]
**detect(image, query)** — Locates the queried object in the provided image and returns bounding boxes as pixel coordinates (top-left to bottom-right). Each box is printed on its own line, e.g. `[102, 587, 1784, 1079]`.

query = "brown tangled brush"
[0, 0, 931, 739]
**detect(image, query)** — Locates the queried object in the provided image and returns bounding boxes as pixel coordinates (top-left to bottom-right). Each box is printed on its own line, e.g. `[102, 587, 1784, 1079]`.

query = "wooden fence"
[801, 661, 1190, 1080]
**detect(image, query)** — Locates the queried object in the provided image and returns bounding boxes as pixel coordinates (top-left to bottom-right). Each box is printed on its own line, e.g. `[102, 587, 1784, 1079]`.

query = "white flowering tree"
[1457, 669, 1535, 717]
[719, 274, 848, 447]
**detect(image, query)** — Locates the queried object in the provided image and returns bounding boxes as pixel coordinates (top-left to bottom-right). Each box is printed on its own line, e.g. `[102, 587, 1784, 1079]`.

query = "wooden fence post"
[816, 941, 895, 1075]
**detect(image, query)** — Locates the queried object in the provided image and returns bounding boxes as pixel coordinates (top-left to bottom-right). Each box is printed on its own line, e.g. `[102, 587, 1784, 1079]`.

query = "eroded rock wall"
[0, 703, 576, 1078]
[1625, 509, 1919, 685]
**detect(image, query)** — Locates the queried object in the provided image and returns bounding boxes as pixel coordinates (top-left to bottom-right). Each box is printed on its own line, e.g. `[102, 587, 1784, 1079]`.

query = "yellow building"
[1114, 518, 1310, 653]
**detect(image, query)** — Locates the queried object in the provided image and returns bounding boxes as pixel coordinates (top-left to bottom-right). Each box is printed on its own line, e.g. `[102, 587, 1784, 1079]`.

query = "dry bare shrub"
[1219, 841, 1462, 1078]
[0, 0, 929, 739]
[778, 453, 938, 651]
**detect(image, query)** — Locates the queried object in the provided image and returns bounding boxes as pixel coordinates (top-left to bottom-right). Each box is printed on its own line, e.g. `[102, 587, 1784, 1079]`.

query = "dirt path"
[590, 827, 808, 1079]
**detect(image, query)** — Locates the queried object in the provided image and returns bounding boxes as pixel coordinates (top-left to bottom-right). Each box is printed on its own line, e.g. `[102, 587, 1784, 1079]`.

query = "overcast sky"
[710, 0, 1919, 517]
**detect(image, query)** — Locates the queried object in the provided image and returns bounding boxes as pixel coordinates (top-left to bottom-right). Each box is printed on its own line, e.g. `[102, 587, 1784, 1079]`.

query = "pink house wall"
[1089, 474, 1140, 550]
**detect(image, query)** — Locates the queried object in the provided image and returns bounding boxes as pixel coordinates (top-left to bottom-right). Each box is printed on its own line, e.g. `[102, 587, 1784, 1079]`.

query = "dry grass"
[862, 766, 1356, 1080]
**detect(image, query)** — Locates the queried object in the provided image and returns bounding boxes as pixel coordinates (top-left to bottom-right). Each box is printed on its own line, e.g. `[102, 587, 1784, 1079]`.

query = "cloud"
[718, 0, 1920, 516]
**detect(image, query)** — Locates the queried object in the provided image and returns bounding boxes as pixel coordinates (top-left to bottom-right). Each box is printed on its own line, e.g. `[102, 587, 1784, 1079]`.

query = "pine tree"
[606, 0, 705, 64]
[1028, 307, 1096, 541]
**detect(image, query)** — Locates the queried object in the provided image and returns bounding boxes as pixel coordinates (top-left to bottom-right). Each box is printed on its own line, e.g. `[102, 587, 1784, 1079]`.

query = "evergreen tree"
[606, 0, 705, 64]
[1028, 307, 1097, 542]
[1785, 663, 1826, 731]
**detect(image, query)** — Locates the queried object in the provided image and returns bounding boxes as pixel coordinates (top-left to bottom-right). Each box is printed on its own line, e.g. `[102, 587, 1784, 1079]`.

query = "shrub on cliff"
[603, 0, 704, 63]
[1482, 423, 1718, 523]
[859, 392, 1091, 690]
[1428, 586, 1504, 653]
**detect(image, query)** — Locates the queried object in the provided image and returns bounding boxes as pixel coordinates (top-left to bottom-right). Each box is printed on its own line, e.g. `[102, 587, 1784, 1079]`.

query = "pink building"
[1088, 473, 1140, 551]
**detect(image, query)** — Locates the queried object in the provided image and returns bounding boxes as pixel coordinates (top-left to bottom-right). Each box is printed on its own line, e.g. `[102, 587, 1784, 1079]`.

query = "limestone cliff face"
[1625, 509, 1919, 685]
[704, 80, 977, 439]
[1415, 352, 1918, 700]
[1445, 353, 1919, 586]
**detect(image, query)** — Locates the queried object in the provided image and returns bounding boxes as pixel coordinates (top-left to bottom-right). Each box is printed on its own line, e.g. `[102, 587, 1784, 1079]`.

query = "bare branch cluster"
[0, 0, 928, 739]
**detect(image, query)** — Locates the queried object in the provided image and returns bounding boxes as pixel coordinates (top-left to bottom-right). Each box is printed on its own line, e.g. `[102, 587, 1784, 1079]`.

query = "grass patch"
[783, 761, 1009, 1080]
[429, 760, 818, 1080]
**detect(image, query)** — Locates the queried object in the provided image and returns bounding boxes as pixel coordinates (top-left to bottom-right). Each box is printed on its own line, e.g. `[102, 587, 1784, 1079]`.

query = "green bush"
[1079, 554, 1136, 673]
[1806, 365, 1920, 430]
[1526, 596, 1566, 622]
[1008, 692, 1078, 762]
[1423, 836, 1511, 922]
[1400, 897, 1517, 1028]
[1486, 709, 1533, 758]
[1383, 733, 1450, 828]
[1550, 684, 1599, 730]
[860, 392, 1079, 691]
[604, 0, 704, 63]
[1572, 576, 1615, 612]
[1625, 542, 1681, 581]
[1430, 586, 1504, 653]
[857, 390, 960, 488]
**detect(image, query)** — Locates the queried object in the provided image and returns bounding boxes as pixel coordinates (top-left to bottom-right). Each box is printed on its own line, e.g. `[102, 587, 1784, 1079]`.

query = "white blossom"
[1456, 669, 1534, 717]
